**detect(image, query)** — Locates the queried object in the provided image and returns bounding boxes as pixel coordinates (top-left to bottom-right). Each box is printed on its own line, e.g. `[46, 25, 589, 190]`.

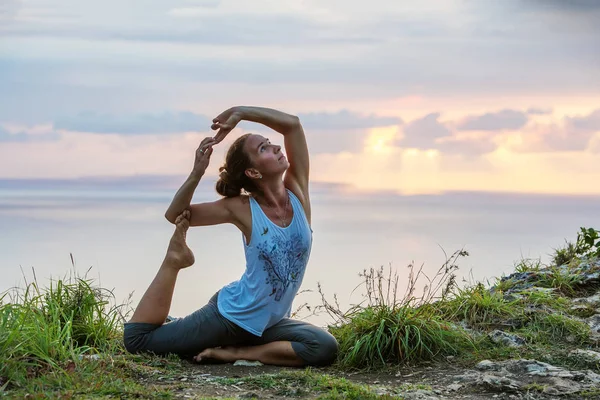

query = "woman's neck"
[254, 181, 288, 208]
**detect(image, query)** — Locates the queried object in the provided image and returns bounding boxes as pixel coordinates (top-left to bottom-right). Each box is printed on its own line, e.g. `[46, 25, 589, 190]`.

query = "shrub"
[319, 251, 473, 369]
[0, 268, 127, 389]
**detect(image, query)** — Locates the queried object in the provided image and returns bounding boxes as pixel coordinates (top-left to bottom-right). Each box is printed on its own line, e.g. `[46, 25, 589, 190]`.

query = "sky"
[2, 0, 600, 323]
[1, 0, 599, 195]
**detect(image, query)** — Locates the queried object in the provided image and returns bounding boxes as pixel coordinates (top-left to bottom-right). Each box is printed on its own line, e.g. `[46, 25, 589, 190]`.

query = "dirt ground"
[138, 360, 589, 400]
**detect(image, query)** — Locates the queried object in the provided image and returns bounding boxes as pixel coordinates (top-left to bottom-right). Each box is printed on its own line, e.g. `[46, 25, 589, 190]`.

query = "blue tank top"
[217, 189, 313, 336]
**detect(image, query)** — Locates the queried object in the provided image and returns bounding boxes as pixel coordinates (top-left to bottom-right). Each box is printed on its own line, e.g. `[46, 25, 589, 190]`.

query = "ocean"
[2, 177, 599, 327]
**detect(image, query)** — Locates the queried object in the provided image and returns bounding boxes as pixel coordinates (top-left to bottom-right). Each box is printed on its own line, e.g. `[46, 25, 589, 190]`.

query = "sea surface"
[2, 178, 599, 327]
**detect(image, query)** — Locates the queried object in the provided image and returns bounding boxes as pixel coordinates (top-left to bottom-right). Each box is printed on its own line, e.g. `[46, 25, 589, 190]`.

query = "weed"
[0, 266, 131, 395]
[439, 283, 519, 328]
[535, 267, 583, 296]
[521, 312, 591, 345]
[552, 241, 579, 267]
[319, 251, 473, 369]
[514, 258, 543, 273]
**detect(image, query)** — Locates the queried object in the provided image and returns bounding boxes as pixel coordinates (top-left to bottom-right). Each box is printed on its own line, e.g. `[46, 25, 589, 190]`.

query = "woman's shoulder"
[226, 193, 252, 208]
[284, 183, 311, 224]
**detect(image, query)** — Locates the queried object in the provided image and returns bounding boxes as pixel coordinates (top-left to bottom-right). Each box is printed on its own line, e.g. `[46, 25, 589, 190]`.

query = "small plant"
[518, 290, 569, 312]
[523, 312, 591, 345]
[0, 266, 129, 391]
[576, 227, 600, 259]
[514, 258, 543, 274]
[535, 267, 583, 296]
[552, 227, 600, 266]
[439, 282, 519, 328]
[318, 251, 473, 369]
[552, 241, 578, 267]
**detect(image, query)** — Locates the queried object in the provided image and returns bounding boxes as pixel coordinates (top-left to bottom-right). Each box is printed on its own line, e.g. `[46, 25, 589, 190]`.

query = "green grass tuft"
[319, 251, 474, 370]
[439, 282, 519, 328]
[520, 312, 591, 345]
[0, 267, 130, 394]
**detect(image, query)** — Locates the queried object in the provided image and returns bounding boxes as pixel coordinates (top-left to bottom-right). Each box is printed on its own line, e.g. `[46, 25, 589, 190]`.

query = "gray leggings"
[123, 292, 338, 367]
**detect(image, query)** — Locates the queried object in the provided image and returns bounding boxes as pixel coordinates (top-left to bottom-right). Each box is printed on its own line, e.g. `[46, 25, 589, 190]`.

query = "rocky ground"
[134, 356, 600, 399]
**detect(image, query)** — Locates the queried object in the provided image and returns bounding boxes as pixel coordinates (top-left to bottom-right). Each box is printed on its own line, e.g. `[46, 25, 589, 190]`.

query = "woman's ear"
[245, 168, 263, 180]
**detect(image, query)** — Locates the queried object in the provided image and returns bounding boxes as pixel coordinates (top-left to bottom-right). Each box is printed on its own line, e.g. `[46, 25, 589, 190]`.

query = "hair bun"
[218, 167, 229, 182]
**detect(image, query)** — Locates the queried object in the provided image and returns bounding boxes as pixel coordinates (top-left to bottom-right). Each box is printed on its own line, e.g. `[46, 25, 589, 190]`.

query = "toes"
[180, 218, 189, 231]
[194, 349, 209, 362]
[183, 210, 191, 220]
[175, 214, 183, 224]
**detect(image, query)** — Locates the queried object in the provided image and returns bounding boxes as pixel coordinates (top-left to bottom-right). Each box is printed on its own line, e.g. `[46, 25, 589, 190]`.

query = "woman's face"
[244, 134, 289, 177]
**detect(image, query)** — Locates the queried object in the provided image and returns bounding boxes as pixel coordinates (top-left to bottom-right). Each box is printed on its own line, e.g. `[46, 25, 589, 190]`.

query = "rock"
[402, 389, 439, 399]
[239, 392, 260, 399]
[467, 359, 600, 396]
[488, 330, 526, 348]
[540, 377, 582, 396]
[476, 360, 497, 371]
[569, 349, 600, 367]
[447, 383, 463, 391]
[481, 374, 521, 392]
[573, 293, 600, 306]
[585, 313, 600, 336]
[233, 360, 264, 367]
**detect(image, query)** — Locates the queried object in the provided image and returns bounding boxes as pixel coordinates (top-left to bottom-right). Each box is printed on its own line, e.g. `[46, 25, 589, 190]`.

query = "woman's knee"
[314, 330, 339, 366]
[295, 328, 339, 367]
[123, 322, 158, 354]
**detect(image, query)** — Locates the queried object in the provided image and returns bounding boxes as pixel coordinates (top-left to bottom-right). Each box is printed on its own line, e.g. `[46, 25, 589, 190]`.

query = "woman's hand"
[211, 107, 243, 144]
[193, 137, 216, 175]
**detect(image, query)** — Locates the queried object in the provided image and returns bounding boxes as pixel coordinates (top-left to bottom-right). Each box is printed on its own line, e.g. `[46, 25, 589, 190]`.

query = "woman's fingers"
[198, 137, 216, 150]
[213, 131, 226, 144]
[198, 138, 212, 149]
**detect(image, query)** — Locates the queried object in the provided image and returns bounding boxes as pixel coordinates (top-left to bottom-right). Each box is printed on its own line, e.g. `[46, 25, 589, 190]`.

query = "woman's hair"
[215, 133, 259, 197]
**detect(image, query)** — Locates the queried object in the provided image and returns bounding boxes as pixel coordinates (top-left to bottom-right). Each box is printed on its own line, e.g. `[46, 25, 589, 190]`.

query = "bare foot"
[194, 346, 241, 363]
[164, 210, 195, 269]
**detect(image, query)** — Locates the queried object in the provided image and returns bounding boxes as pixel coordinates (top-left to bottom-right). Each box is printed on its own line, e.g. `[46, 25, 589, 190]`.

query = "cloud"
[541, 125, 593, 152]
[565, 109, 600, 132]
[436, 137, 497, 156]
[527, 107, 553, 115]
[48, 109, 402, 153]
[54, 111, 212, 134]
[396, 112, 500, 156]
[297, 110, 402, 130]
[524, 0, 600, 12]
[0, 125, 60, 142]
[0, 126, 29, 142]
[513, 109, 600, 153]
[398, 113, 451, 149]
[0, 0, 21, 23]
[457, 109, 528, 131]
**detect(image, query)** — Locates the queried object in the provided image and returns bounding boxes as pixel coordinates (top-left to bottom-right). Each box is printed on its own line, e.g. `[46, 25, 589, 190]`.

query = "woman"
[123, 106, 339, 367]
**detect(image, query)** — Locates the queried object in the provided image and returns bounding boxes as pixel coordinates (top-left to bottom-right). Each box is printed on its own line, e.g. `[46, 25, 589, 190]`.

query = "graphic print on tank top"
[257, 232, 309, 301]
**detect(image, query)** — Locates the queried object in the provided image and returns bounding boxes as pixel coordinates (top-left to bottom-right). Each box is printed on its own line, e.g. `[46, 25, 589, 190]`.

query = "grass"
[522, 312, 591, 345]
[0, 266, 160, 397]
[514, 258, 544, 274]
[318, 251, 475, 370]
[2, 226, 599, 397]
[534, 267, 584, 296]
[213, 369, 401, 399]
[552, 241, 579, 267]
[439, 282, 519, 328]
[317, 228, 600, 372]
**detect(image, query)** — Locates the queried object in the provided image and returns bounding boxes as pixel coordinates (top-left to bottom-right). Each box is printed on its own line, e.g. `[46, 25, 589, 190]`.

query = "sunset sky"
[1, 0, 599, 195]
